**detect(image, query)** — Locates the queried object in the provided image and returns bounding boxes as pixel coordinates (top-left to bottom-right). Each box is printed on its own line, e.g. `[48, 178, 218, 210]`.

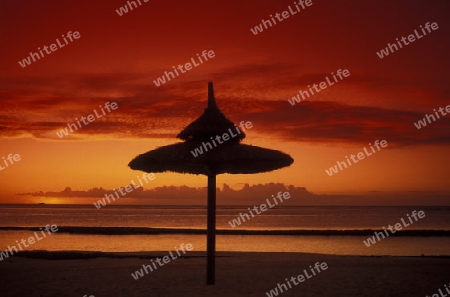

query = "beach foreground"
[1, 251, 448, 297]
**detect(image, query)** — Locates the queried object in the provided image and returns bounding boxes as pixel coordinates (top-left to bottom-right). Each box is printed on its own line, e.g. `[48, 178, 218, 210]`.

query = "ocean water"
[0, 205, 449, 256]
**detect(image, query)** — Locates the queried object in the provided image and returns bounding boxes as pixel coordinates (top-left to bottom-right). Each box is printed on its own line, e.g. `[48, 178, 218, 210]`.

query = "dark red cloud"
[1, 0, 449, 146]
[1, 69, 449, 144]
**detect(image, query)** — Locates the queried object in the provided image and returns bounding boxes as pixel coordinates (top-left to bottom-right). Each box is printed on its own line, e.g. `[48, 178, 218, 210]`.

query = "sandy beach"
[1, 251, 448, 297]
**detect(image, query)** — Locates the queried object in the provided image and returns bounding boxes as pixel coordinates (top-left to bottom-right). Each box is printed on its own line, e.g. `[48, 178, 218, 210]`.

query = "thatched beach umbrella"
[129, 82, 293, 285]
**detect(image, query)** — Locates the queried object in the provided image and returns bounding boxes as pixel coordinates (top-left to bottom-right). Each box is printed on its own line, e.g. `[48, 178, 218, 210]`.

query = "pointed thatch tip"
[176, 82, 246, 142]
[207, 82, 217, 109]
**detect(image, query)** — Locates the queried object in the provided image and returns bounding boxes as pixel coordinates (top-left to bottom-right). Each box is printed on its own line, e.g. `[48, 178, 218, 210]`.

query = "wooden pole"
[206, 173, 216, 285]
[206, 82, 217, 285]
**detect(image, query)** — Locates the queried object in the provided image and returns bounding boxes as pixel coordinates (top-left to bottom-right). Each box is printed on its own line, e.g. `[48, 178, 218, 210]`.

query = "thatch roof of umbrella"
[130, 82, 293, 175]
[129, 141, 293, 175]
[128, 82, 293, 285]
[177, 82, 246, 143]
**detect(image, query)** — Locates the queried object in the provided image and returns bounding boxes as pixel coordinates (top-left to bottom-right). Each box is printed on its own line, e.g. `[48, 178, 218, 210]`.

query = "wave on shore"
[1, 226, 450, 236]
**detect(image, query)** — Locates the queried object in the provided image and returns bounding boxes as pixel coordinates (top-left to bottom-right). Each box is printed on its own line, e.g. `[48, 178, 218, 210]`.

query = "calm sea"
[0, 205, 449, 256]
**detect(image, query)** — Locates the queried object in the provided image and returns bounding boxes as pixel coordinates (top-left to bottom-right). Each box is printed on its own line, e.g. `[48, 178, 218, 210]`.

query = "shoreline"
[1, 226, 450, 236]
[7, 250, 450, 260]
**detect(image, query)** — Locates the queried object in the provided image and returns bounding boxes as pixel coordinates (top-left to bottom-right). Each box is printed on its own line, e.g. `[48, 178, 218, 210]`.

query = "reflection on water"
[1, 205, 450, 256]
[0, 205, 449, 230]
[1, 231, 450, 256]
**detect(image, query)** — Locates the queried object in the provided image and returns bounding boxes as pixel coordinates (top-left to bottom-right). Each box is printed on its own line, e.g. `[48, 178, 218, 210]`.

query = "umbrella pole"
[206, 173, 216, 285]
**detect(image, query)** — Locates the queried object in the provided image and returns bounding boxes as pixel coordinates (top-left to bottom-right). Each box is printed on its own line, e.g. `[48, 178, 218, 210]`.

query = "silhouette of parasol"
[129, 82, 294, 285]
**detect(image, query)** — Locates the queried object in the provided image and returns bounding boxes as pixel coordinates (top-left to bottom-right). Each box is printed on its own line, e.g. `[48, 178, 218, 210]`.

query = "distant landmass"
[16, 183, 449, 206]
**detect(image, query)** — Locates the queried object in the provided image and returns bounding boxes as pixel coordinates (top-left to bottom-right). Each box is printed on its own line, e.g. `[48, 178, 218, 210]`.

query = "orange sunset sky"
[0, 0, 449, 205]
